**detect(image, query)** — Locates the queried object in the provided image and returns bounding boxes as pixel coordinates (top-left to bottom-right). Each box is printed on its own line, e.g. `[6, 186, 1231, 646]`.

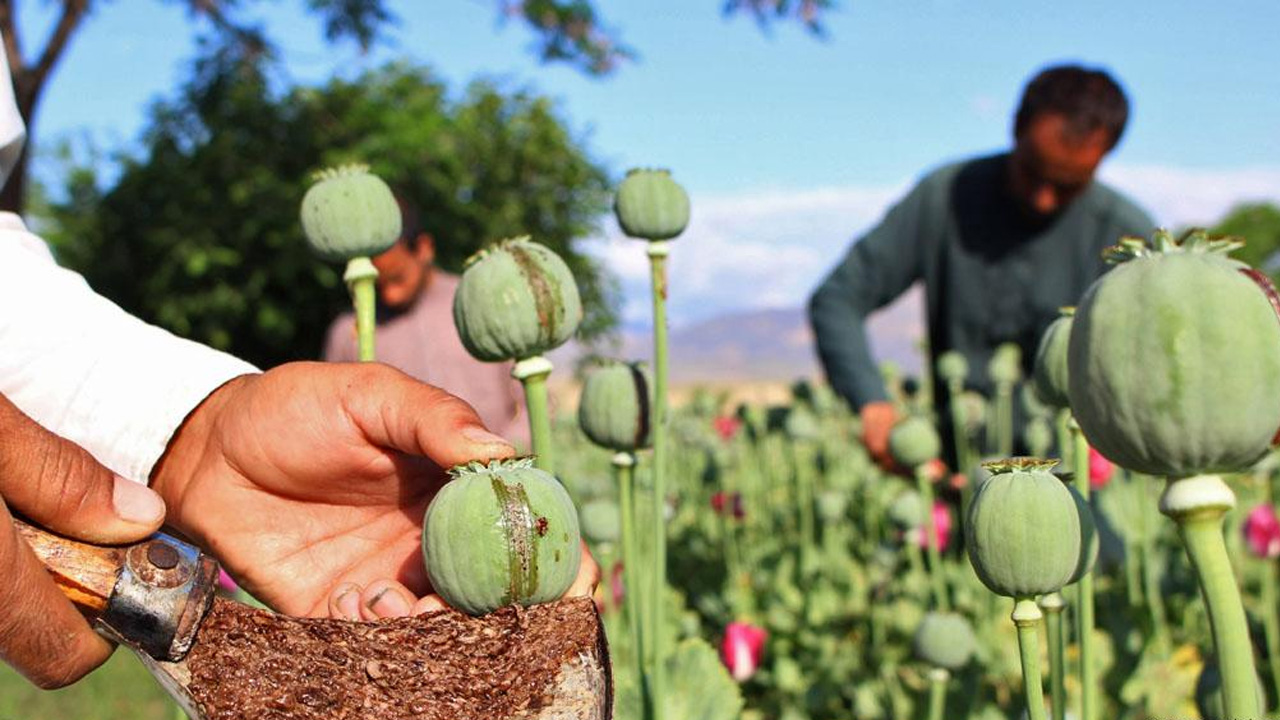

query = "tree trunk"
[0, 118, 31, 213]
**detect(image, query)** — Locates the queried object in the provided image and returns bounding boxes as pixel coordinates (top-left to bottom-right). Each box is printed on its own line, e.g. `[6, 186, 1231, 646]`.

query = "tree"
[1, 0, 834, 211]
[45, 47, 616, 369]
[1210, 202, 1280, 282]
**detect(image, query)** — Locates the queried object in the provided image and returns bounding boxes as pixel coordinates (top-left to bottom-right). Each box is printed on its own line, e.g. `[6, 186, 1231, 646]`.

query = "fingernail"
[367, 587, 411, 618]
[335, 586, 361, 620]
[113, 476, 165, 526]
[461, 426, 513, 448]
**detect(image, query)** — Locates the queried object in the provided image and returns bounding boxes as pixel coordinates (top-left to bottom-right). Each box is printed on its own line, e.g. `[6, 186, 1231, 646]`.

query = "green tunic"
[809, 153, 1154, 423]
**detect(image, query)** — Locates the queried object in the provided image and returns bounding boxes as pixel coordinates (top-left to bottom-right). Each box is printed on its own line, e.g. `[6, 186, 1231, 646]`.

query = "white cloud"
[590, 164, 1280, 328]
[1101, 163, 1280, 228]
[587, 182, 908, 327]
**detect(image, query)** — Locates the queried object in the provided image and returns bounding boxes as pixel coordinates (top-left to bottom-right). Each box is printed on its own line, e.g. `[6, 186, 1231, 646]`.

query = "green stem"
[1055, 409, 1071, 466]
[915, 465, 950, 611]
[1162, 474, 1260, 720]
[947, 383, 971, 474]
[905, 530, 928, 603]
[1070, 419, 1097, 720]
[927, 668, 950, 720]
[1138, 473, 1170, 649]
[344, 256, 378, 362]
[647, 242, 670, 720]
[1261, 558, 1280, 710]
[1125, 537, 1143, 608]
[614, 452, 649, 720]
[513, 356, 554, 473]
[795, 443, 816, 579]
[1040, 593, 1066, 720]
[1013, 597, 1049, 720]
[995, 385, 1013, 458]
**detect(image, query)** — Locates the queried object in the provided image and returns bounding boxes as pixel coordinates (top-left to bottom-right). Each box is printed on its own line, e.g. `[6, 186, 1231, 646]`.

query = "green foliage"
[0, 651, 172, 719]
[43, 50, 615, 368]
[1210, 202, 1280, 284]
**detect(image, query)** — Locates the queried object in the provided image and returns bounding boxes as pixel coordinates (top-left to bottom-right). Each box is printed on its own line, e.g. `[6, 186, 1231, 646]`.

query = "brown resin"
[185, 596, 605, 720]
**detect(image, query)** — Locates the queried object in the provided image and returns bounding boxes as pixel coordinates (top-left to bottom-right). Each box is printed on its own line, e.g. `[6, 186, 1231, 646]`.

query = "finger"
[411, 594, 448, 615]
[0, 500, 114, 688]
[360, 580, 414, 620]
[566, 541, 601, 598]
[328, 583, 363, 621]
[0, 396, 165, 544]
[336, 364, 517, 469]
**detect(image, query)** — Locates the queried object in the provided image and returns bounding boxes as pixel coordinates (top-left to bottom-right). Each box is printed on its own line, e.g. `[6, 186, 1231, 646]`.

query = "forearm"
[808, 280, 889, 410]
[0, 217, 258, 483]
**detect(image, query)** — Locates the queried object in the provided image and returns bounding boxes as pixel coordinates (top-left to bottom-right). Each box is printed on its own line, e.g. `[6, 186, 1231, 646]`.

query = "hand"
[859, 400, 899, 469]
[0, 395, 166, 687]
[327, 540, 602, 620]
[150, 362, 518, 617]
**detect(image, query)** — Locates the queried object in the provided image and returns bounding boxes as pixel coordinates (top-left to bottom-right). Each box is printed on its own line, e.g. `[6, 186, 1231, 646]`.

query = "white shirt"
[0, 212, 258, 482]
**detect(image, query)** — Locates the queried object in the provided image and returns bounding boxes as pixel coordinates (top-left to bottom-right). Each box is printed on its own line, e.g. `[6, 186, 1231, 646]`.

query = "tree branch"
[0, 1, 23, 76]
[26, 0, 91, 110]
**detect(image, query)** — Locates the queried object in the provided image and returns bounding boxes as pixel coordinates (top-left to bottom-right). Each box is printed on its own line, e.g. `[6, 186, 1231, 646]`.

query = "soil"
[185, 596, 601, 720]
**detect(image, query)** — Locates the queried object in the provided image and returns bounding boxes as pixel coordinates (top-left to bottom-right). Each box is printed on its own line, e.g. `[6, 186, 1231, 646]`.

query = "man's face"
[372, 236, 434, 311]
[1008, 112, 1111, 221]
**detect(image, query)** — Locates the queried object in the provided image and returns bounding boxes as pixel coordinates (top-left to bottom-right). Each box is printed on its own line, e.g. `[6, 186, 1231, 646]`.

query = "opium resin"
[185, 596, 600, 719]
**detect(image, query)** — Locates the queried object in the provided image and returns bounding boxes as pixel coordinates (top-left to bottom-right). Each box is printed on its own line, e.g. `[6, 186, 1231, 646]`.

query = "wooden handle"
[13, 518, 126, 616]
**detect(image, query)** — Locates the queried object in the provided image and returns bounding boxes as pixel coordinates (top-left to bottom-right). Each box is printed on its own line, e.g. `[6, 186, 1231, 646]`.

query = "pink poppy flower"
[720, 621, 767, 682]
[1088, 446, 1114, 490]
[918, 500, 952, 553]
[711, 491, 745, 520]
[713, 415, 742, 442]
[1244, 504, 1280, 559]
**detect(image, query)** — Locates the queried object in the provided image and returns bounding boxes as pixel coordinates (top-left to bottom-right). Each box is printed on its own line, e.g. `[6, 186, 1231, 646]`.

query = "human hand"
[0, 395, 166, 687]
[327, 540, 602, 620]
[150, 362, 519, 618]
[859, 401, 899, 469]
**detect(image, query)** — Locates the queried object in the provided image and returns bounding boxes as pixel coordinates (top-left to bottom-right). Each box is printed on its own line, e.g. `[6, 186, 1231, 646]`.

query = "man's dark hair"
[394, 192, 425, 250]
[1014, 64, 1129, 150]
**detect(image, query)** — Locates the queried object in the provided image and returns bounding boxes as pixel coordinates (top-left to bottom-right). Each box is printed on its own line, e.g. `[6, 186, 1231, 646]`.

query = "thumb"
[0, 395, 165, 544]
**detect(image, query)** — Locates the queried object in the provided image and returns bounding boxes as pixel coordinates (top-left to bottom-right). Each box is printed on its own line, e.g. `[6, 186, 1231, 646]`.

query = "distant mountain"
[558, 284, 925, 385]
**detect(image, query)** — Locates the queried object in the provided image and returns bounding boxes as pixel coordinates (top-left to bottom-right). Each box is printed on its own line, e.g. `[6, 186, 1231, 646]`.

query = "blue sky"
[18, 1, 1280, 327]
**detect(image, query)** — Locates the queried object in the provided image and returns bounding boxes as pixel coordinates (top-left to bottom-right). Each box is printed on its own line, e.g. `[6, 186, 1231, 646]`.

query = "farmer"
[322, 195, 528, 445]
[809, 63, 1155, 469]
[0, 42, 594, 689]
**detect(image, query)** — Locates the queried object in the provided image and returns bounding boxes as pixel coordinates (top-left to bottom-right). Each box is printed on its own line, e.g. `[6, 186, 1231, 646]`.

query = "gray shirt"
[809, 152, 1154, 412]
[324, 272, 528, 446]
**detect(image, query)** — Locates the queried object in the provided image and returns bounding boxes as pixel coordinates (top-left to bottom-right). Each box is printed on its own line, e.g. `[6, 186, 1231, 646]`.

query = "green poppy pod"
[888, 490, 924, 531]
[913, 612, 978, 671]
[936, 350, 969, 387]
[888, 416, 941, 470]
[1032, 308, 1074, 410]
[965, 458, 1081, 597]
[578, 360, 652, 452]
[453, 237, 583, 362]
[422, 458, 581, 616]
[299, 164, 402, 261]
[613, 168, 690, 241]
[1023, 417, 1054, 459]
[1068, 230, 1280, 476]
[816, 490, 849, 522]
[1020, 383, 1053, 420]
[957, 391, 988, 436]
[578, 499, 620, 545]
[784, 406, 822, 442]
[988, 342, 1023, 386]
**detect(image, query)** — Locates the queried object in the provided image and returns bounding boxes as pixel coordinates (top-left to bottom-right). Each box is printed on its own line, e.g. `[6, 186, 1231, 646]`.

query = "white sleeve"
[0, 213, 259, 483]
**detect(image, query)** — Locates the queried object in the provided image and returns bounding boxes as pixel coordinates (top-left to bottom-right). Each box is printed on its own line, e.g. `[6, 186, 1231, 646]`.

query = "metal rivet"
[147, 542, 180, 570]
